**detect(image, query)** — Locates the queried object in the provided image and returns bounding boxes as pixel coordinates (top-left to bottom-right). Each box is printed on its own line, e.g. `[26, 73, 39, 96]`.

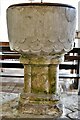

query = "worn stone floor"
[0, 68, 80, 119]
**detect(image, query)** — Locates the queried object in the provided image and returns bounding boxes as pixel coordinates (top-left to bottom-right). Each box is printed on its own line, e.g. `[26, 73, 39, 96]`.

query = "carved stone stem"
[18, 55, 62, 116]
[24, 65, 31, 93]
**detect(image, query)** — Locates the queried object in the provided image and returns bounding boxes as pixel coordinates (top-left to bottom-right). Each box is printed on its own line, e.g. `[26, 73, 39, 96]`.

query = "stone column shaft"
[24, 65, 31, 93]
[48, 64, 58, 94]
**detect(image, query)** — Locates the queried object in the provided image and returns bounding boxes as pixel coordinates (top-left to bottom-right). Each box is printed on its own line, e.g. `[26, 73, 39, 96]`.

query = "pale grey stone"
[0, 92, 19, 104]
[61, 94, 78, 110]
[7, 3, 76, 56]
[59, 116, 71, 120]
[68, 111, 80, 119]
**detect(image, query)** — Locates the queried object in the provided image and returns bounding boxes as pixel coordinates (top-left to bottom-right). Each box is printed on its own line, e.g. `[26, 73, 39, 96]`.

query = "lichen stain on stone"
[48, 65, 56, 94]
[31, 65, 49, 93]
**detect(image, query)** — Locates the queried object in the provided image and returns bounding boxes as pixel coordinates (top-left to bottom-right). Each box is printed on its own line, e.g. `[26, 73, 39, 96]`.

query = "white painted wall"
[0, 0, 79, 42]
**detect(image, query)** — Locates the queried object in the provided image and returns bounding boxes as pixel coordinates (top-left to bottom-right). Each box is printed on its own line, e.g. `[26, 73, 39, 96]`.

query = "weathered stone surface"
[20, 55, 63, 65]
[61, 94, 78, 111]
[1, 92, 79, 119]
[68, 111, 80, 119]
[31, 65, 49, 93]
[20, 56, 59, 94]
[18, 56, 61, 116]
[6, 2, 76, 118]
[7, 3, 76, 56]
[59, 116, 71, 120]
[24, 65, 31, 93]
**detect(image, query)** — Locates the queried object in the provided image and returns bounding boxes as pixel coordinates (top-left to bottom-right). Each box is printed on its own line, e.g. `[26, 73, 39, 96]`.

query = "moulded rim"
[7, 3, 75, 9]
